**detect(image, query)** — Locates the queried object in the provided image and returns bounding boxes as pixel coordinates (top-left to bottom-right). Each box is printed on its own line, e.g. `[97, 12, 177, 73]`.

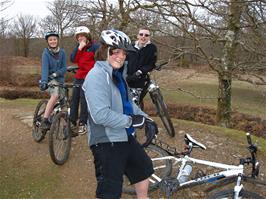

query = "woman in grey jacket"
[83, 29, 158, 199]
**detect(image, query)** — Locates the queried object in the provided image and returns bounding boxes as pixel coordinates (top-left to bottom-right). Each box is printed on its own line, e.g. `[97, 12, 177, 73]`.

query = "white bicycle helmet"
[74, 26, 90, 39]
[100, 29, 135, 51]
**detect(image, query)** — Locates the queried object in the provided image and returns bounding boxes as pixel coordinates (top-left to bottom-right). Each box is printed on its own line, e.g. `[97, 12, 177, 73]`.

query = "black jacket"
[126, 42, 157, 88]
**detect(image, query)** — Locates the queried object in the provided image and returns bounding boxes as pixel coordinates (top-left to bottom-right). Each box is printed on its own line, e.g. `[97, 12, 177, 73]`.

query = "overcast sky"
[2, 0, 53, 19]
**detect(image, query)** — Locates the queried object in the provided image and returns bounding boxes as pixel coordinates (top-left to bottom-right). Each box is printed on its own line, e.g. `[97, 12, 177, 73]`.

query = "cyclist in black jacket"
[126, 27, 157, 88]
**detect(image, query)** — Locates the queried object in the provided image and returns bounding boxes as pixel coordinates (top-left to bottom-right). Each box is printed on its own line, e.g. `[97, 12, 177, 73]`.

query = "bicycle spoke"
[49, 112, 71, 165]
[32, 100, 48, 142]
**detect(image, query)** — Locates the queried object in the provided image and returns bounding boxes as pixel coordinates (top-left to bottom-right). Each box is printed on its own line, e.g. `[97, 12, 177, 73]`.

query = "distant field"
[2, 58, 265, 119]
[13, 65, 41, 75]
[153, 69, 266, 119]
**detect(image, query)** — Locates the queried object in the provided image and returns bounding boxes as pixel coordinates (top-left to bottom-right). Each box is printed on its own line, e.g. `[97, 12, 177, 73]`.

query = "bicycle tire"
[122, 144, 172, 194]
[150, 89, 175, 137]
[32, 99, 48, 142]
[49, 111, 72, 165]
[208, 189, 264, 199]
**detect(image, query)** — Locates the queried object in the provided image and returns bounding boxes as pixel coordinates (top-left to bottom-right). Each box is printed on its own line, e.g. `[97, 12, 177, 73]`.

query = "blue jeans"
[69, 78, 88, 125]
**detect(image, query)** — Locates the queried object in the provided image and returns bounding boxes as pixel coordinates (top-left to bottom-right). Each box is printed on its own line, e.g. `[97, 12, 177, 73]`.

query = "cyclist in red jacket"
[70, 26, 99, 135]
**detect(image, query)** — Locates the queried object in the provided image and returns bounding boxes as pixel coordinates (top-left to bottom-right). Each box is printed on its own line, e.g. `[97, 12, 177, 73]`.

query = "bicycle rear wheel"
[49, 111, 72, 165]
[150, 89, 175, 137]
[32, 99, 48, 142]
[208, 189, 263, 199]
[122, 144, 172, 194]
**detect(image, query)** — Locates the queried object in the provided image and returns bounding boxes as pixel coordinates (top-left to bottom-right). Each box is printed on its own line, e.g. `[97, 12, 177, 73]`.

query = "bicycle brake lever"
[248, 144, 257, 154]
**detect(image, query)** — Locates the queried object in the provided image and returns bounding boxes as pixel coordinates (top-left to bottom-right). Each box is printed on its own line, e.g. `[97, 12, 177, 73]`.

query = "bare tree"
[0, 0, 13, 38]
[70, 0, 113, 37]
[80, 0, 156, 35]
[136, 0, 266, 127]
[0, 17, 8, 38]
[46, 0, 82, 40]
[13, 14, 36, 57]
[0, 0, 13, 12]
[39, 15, 58, 37]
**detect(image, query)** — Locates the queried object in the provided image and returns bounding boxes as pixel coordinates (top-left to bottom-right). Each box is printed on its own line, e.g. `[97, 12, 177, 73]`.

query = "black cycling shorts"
[90, 135, 154, 199]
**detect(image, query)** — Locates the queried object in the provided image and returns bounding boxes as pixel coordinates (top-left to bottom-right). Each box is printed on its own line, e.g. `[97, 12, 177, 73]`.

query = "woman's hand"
[78, 40, 87, 50]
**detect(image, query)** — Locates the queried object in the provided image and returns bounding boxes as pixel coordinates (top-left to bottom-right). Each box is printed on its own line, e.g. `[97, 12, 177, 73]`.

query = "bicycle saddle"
[185, 134, 206, 150]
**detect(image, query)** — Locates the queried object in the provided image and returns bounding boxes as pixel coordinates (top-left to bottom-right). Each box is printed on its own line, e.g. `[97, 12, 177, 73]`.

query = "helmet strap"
[107, 46, 110, 60]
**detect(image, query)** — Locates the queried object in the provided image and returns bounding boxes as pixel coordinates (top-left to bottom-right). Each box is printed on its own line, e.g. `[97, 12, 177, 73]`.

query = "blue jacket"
[82, 61, 147, 146]
[41, 48, 67, 83]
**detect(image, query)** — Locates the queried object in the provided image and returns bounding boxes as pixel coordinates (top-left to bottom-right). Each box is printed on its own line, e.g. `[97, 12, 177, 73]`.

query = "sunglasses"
[139, 33, 150, 37]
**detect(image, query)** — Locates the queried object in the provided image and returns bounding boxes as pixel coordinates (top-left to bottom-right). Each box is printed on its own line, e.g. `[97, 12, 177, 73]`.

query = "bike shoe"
[78, 124, 87, 135]
[70, 122, 79, 137]
[40, 119, 51, 130]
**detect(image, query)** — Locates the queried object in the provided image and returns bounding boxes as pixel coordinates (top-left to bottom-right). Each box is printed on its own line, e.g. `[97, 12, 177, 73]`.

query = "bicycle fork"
[234, 173, 244, 199]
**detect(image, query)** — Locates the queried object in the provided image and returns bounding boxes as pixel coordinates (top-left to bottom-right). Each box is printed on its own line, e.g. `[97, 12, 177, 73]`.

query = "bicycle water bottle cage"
[184, 134, 206, 150]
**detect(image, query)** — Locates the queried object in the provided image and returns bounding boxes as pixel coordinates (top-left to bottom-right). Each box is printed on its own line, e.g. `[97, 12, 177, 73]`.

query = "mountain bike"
[32, 66, 81, 165]
[129, 62, 175, 137]
[122, 133, 265, 198]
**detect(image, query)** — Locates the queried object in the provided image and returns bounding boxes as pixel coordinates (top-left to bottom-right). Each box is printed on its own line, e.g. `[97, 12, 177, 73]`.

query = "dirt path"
[0, 103, 99, 198]
[0, 101, 266, 198]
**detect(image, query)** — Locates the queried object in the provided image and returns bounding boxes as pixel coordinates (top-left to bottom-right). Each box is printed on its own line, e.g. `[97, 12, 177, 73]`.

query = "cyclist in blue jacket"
[83, 29, 158, 199]
[39, 31, 67, 130]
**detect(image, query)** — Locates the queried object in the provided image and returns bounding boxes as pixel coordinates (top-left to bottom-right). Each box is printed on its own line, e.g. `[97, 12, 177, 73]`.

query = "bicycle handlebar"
[154, 61, 168, 71]
[67, 65, 79, 73]
[246, 132, 252, 145]
[246, 132, 257, 154]
[49, 83, 74, 89]
[244, 133, 260, 177]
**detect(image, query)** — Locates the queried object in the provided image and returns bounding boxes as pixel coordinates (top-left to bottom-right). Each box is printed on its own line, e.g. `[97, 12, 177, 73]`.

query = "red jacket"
[70, 42, 99, 79]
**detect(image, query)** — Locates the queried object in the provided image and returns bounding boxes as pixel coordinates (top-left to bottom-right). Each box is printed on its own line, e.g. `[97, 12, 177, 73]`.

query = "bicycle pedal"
[159, 177, 180, 194]
[78, 125, 87, 135]
[71, 131, 79, 138]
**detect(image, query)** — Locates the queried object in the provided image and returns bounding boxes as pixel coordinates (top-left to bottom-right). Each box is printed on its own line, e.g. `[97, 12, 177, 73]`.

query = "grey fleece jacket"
[82, 61, 147, 146]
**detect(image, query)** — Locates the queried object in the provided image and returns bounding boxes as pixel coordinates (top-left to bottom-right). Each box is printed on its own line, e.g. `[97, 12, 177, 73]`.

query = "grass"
[0, 162, 61, 199]
[0, 98, 40, 106]
[159, 80, 266, 118]
[173, 119, 266, 154]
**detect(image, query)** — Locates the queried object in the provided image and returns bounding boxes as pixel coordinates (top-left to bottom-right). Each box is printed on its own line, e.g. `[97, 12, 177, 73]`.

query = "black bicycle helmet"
[100, 29, 135, 52]
[45, 31, 59, 40]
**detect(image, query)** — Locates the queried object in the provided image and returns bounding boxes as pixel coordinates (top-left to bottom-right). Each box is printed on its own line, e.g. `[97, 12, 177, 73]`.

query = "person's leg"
[41, 94, 58, 129]
[69, 78, 80, 125]
[134, 178, 149, 199]
[44, 94, 58, 118]
[91, 142, 128, 199]
[125, 136, 154, 199]
[79, 81, 88, 125]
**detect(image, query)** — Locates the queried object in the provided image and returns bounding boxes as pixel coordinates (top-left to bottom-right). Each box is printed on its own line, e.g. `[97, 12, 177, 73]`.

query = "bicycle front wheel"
[122, 144, 172, 194]
[150, 89, 175, 137]
[208, 189, 263, 199]
[49, 111, 72, 165]
[32, 99, 48, 142]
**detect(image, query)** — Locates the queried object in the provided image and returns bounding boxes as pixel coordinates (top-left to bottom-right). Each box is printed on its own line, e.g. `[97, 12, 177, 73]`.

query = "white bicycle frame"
[150, 148, 246, 198]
